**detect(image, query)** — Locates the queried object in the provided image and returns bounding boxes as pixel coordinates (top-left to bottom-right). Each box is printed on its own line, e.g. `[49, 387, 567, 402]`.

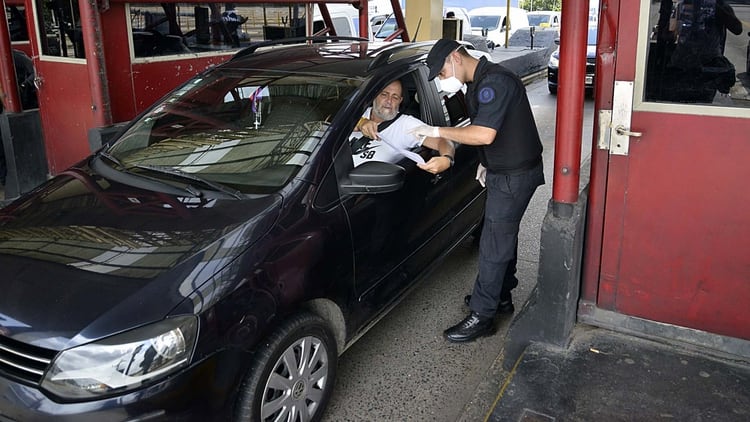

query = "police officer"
[413, 39, 545, 342]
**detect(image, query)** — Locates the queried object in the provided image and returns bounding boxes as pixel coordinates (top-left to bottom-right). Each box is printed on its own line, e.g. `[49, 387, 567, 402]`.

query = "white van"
[312, 4, 371, 39]
[526, 11, 561, 30]
[468, 7, 530, 47]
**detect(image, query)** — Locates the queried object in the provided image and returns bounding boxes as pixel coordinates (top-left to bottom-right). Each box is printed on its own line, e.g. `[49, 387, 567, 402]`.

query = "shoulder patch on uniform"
[478, 87, 496, 104]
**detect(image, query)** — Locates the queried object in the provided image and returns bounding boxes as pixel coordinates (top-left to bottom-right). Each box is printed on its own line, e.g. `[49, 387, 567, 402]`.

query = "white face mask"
[438, 59, 464, 94]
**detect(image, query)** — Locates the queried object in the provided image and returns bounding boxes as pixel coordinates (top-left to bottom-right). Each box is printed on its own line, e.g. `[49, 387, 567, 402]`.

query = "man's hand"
[475, 163, 486, 187]
[411, 125, 440, 139]
[418, 155, 451, 174]
[358, 118, 379, 139]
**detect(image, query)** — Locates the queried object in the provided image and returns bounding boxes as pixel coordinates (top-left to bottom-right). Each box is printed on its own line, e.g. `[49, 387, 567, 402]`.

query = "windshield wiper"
[133, 164, 243, 200]
[98, 150, 125, 168]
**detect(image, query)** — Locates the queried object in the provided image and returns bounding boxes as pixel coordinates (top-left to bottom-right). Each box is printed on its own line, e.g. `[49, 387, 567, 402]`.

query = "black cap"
[426, 38, 460, 80]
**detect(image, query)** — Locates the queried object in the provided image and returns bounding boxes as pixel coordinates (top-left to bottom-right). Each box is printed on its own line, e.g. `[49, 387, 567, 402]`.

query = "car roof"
[226, 38, 434, 79]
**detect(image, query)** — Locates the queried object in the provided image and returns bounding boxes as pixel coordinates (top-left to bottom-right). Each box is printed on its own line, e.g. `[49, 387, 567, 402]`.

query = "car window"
[470, 15, 501, 30]
[374, 16, 398, 39]
[527, 15, 549, 27]
[440, 90, 470, 127]
[105, 70, 360, 194]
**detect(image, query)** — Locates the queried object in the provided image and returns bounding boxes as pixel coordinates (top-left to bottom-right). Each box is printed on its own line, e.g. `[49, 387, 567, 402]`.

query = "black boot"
[464, 294, 515, 315]
[444, 312, 494, 342]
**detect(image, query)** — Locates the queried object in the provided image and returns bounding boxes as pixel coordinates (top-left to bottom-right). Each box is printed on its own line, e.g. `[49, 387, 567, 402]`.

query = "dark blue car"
[0, 39, 485, 421]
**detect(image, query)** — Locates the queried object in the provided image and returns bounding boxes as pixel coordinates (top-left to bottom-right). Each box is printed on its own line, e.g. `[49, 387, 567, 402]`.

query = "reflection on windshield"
[107, 71, 359, 194]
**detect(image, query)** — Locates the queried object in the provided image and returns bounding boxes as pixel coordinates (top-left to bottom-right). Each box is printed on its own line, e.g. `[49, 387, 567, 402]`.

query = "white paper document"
[378, 135, 425, 164]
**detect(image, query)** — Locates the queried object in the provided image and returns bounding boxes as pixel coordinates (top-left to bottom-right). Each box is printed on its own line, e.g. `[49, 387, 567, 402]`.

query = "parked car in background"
[468, 6, 530, 48]
[527, 10, 561, 31]
[312, 4, 368, 39]
[370, 13, 388, 36]
[547, 26, 598, 94]
[0, 38, 486, 421]
[373, 19, 492, 58]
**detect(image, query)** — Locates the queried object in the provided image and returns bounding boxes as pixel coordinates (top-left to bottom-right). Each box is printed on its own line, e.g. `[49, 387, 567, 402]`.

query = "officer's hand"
[475, 163, 486, 187]
[411, 125, 440, 139]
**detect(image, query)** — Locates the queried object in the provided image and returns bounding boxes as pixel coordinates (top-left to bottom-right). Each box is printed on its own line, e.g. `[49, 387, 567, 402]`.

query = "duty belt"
[489, 157, 542, 176]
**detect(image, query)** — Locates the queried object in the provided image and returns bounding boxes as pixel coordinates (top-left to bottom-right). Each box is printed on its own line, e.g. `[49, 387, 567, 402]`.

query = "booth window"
[128, 3, 350, 58]
[129, 3, 261, 58]
[643, 0, 748, 107]
[6, 5, 29, 41]
[36, 0, 84, 58]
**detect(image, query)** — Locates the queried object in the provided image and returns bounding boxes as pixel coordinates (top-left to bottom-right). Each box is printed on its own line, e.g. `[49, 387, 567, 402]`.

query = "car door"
[341, 66, 484, 327]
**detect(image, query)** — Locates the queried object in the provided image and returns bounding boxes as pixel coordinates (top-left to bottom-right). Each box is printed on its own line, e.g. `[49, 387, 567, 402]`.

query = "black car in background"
[0, 39, 485, 421]
[547, 26, 598, 94]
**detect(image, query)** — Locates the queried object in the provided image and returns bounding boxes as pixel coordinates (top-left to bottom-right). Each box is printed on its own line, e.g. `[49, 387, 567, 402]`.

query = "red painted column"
[0, 6, 21, 113]
[359, 0, 369, 39]
[79, 0, 113, 127]
[552, 0, 589, 216]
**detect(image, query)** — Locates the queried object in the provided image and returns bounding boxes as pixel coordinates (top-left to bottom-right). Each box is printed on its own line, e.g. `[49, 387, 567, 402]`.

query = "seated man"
[351, 80, 454, 174]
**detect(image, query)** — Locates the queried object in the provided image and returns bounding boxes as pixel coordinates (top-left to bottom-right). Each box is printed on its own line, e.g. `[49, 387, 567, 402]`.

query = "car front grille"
[0, 335, 57, 385]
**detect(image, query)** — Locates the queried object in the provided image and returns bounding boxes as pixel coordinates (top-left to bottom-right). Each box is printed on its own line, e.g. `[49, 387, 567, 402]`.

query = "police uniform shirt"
[350, 108, 425, 167]
[466, 57, 543, 172]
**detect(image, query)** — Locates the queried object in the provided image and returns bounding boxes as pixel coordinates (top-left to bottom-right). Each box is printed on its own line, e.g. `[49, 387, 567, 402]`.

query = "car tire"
[234, 312, 337, 422]
[548, 84, 557, 95]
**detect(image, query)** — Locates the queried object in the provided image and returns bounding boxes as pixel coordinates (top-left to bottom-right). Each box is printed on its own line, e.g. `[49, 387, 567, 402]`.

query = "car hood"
[0, 166, 282, 350]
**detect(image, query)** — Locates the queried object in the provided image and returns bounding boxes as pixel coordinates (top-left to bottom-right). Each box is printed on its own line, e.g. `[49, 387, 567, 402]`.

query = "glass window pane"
[644, 0, 749, 107]
[36, 0, 84, 58]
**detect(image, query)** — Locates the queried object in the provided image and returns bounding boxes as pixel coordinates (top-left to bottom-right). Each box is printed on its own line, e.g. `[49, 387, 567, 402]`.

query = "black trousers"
[468, 162, 544, 317]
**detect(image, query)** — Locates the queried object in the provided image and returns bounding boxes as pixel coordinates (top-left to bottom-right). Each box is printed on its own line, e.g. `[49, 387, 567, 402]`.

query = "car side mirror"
[339, 161, 405, 195]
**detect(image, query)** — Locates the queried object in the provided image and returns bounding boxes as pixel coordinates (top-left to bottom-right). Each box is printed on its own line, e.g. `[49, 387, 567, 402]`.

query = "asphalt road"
[322, 78, 595, 421]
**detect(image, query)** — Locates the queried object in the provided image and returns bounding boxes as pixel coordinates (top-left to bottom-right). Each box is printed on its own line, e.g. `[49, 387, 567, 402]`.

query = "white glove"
[475, 163, 486, 187]
[411, 125, 440, 139]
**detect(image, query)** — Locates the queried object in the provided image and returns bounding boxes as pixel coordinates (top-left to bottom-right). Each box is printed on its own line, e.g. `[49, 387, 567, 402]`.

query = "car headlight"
[548, 51, 560, 68]
[41, 315, 198, 400]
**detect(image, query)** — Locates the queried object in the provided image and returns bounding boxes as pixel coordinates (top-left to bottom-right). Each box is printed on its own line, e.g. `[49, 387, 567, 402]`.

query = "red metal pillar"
[359, 0, 369, 39]
[390, 0, 409, 42]
[0, 5, 21, 113]
[79, 0, 113, 127]
[551, 0, 589, 216]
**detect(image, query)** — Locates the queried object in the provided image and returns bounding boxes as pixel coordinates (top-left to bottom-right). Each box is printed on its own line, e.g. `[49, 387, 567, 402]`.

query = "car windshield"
[527, 15, 550, 27]
[103, 70, 359, 195]
[470, 15, 501, 30]
[374, 16, 398, 39]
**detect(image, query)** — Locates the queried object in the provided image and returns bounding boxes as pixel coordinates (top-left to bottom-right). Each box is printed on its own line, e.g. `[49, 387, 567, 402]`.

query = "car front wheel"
[235, 312, 337, 422]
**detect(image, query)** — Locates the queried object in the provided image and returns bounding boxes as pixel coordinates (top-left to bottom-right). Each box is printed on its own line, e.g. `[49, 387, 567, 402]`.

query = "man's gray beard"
[373, 107, 397, 121]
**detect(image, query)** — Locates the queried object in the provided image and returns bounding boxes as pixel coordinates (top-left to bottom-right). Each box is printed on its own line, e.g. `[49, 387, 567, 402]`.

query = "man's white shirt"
[350, 108, 425, 167]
